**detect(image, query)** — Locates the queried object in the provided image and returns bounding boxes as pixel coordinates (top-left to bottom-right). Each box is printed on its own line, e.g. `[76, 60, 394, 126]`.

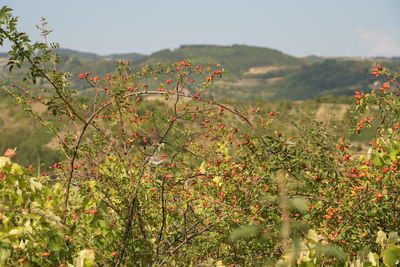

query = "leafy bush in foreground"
[1, 6, 400, 266]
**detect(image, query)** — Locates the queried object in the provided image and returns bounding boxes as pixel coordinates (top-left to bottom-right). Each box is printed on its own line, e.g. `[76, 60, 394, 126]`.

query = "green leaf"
[231, 225, 260, 240]
[10, 163, 24, 176]
[0, 156, 11, 170]
[30, 177, 43, 192]
[291, 198, 308, 214]
[76, 249, 95, 267]
[299, 261, 316, 267]
[382, 245, 400, 267]
[367, 252, 378, 267]
[0, 242, 11, 264]
[314, 244, 345, 260]
[48, 234, 64, 251]
[376, 230, 388, 248]
[199, 161, 206, 173]
[388, 232, 400, 245]
[371, 151, 384, 167]
[388, 149, 397, 162]
[308, 229, 319, 243]
[8, 228, 21, 238]
[373, 252, 380, 267]
[98, 219, 107, 229]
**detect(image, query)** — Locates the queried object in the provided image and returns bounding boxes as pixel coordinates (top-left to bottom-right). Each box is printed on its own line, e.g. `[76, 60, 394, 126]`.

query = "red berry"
[88, 209, 98, 215]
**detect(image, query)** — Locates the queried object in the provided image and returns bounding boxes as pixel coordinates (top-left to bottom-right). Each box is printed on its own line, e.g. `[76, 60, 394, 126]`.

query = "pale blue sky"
[1, 0, 399, 57]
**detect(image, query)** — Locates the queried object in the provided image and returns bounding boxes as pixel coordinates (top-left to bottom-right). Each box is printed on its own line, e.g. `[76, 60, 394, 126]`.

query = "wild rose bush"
[1, 6, 400, 266]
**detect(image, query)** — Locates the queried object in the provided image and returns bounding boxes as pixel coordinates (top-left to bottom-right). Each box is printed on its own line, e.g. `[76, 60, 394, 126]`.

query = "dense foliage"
[1, 6, 400, 267]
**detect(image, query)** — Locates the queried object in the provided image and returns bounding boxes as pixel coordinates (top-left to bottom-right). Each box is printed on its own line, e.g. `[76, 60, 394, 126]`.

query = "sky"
[1, 0, 399, 58]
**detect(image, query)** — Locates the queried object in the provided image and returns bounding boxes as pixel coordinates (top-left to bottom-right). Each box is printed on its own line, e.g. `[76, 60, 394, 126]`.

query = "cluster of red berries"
[78, 72, 91, 79]
[379, 82, 390, 92]
[354, 91, 364, 104]
[370, 64, 382, 77]
[356, 117, 368, 132]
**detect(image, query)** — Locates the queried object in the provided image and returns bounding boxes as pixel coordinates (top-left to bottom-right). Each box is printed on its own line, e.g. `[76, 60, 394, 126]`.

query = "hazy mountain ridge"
[53, 48, 144, 61]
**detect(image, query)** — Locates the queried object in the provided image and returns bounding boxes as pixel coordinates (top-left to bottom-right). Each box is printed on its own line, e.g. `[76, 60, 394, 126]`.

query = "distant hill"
[268, 57, 400, 100]
[133, 44, 306, 74]
[53, 48, 103, 60]
[270, 59, 374, 100]
[53, 48, 144, 61]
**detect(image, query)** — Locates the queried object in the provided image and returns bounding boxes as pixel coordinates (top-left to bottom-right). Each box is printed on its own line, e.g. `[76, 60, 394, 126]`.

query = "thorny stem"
[63, 102, 112, 224]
